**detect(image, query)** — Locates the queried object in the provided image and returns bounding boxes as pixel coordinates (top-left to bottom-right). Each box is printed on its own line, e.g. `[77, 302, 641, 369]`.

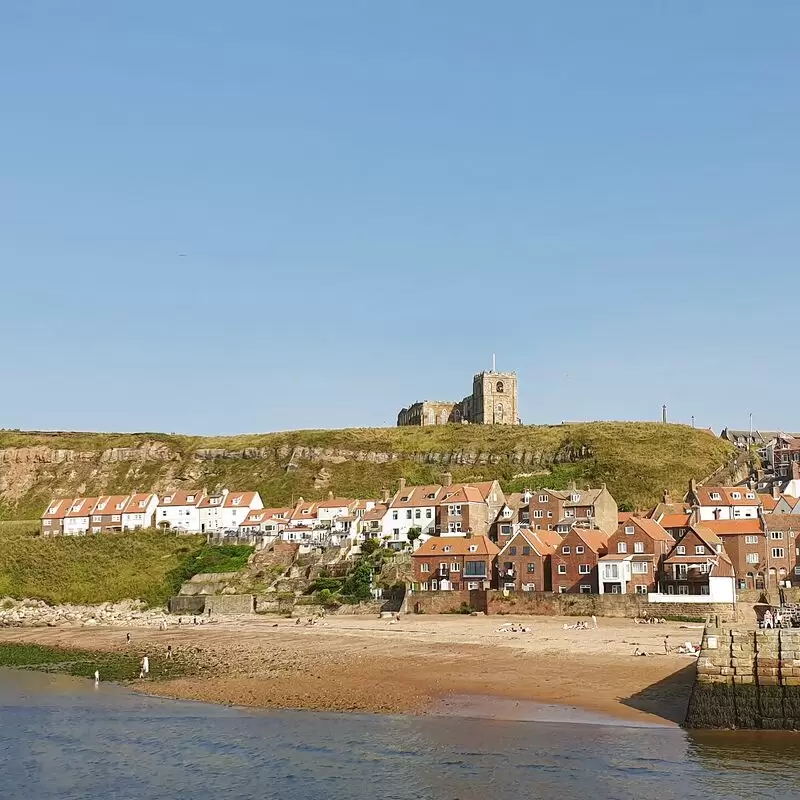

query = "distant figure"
[141, 655, 150, 675]
[126, 632, 131, 644]
[178, 617, 183, 626]
[94, 670, 100, 684]
[764, 609, 774, 629]
[166, 645, 173, 661]
[193, 616, 198, 626]
[592, 615, 597, 629]
[295, 617, 301, 625]
[664, 635, 670, 654]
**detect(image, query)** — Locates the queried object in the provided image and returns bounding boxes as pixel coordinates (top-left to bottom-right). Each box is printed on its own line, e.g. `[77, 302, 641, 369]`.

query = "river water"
[2, 669, 800, 800]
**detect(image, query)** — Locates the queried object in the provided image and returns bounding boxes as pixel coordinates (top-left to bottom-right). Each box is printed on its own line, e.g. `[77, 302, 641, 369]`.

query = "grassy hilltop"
[0, 422, 733, 519]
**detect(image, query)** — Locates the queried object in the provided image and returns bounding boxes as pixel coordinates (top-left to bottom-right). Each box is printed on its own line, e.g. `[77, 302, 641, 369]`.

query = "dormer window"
[443, 545, 451, 553]
[625, 526, 635, 535]
[302, 509, 309, 514]
[232, 498, 241, 505]
[710, 492, 721, 501]
[116, 503, 124, 510]
[731, 492, 741, 500]
[164, 496, 173, 503]
[746, 493, 755, 500]
[48, 506, 59, 515]
[139, 500, 147, 508]
[469, 545, 477, 552]
[187, 495, 195, 503]
[211, 497, 221, 505]
[401, 496, 410, 502]
[97, 503, 107, 511]
[571, 494, 580, 502]
[72, 504, 82, 512]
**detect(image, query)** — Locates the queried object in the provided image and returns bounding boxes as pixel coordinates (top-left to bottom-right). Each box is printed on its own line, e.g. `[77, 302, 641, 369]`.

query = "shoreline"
[0, 614, 700, 726]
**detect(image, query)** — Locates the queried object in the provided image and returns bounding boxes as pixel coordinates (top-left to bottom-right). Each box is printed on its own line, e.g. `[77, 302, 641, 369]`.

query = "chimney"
[663, 489, 672, 504]
[689, 504, 700, 526]
[381, 488, 390, 504]
[442, 472, 452, 487]
[465, 530, 473, 539]
[297, 496, 304, 505]
[601, 482, 607, 491]
[773, 484, 780, 500]
[327, 490, 334, 500]
[689, 478, 697, 496]
[793, 462, 800, 481]
[398, 478, 407, 492]
[568, 480, 577, 491]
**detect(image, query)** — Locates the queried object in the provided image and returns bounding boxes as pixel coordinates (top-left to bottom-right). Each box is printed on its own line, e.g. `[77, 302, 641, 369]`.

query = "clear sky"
[2, 2, 799, 434]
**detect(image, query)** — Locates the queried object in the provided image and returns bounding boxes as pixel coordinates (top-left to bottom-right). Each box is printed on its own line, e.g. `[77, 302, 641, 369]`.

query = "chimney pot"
[772, 484, 780, 500]
[398, 478, 407, 491]
[663, 489, 672, 504]
[442, 472, 452, 487]
[381, 488, 390, 504]
[328, 490, 333, 500]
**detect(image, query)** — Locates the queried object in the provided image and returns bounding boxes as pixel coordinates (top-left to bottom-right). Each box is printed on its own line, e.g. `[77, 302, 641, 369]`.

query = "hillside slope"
[0, 423, 733, 519]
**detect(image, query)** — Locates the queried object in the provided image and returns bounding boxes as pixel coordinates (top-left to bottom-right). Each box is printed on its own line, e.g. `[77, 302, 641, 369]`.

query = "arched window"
[495, 403, 504, 423]
[496, 381, 504, 393]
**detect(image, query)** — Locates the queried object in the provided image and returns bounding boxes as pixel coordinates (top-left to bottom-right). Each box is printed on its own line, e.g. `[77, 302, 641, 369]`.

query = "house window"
[431, 580, 438, 590]
[579, 585, 592, 594]
[562, 546, 570, 555]
[571, 494, 580, 502]
[731, 492, 741, 500]
[464, 560, 485, 576]
[677, 545, 686, 555]
[426, 509, 432, 519]
[187, 495, 195, 503]
[565, 510, 574, 518]
[746, 493, 756, 499]
[449, 505, 462, 516]
[745, 535, 758, 544]
[92, 515, 102, 522]
[392, 511, 398, 520]
[448, 522, 462, 533]
[510, 546, 517, 555]
[406, 510, 412, 520]
[772, 548, 785, 559]
[587, 508, 594, 517]
[771, 532, 784, 540]
[557, 565, 567, 575]
[710, 492, 721, 501]
[624, 526, 634, 535]
[617, 542, 627, 554]
[420, 564, 429, 572]
[527, 563, 535, 573]
[539, 495, 547, 503]
[111, 515, 121, 522]
[579, 564, 590, 574]
[443, 546, 451, 553]
[415, 509, 421, 519]
[558, 586, 568, 594]
[451, 563, 460, 571]
[635, 585, 648, 595]
[421, 582, 428, 590]
[575, 546, 584, 554]
[634, 542, 644, 554]
[746, 553, 759, 564]
[522, 546, 530, 555]
[695, 546, 705, 555]
[632, 562, 648, 574]
[468, 545, 477, 553]
[547, 511, 553, 518]
[533, 510, 544, 519]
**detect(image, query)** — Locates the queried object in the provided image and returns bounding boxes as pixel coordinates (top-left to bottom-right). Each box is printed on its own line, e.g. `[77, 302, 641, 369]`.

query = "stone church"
[397, 369, 520, 426]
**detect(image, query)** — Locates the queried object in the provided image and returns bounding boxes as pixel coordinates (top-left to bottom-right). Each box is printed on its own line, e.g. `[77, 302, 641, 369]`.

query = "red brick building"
[659, 524, 735, 596]
[550, 528, 608, 594]
[598, 517, 673, 595]
[496, 529, 560, 592]
[412, 535, 499, 591]
[437, 480, 506, 538]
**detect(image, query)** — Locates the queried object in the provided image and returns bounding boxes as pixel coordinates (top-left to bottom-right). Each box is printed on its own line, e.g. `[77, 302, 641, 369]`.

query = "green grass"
[0, 422, 734, 518]
[0, 642, 199, 682]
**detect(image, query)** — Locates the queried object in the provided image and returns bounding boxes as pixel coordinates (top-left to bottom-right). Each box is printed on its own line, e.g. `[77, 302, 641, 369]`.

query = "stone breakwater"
[685, 622, 800, 730]
[0, 598, 173, 629]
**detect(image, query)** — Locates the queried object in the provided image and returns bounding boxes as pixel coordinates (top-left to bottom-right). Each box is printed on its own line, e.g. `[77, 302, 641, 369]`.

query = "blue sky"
[2, 2, 799, 434]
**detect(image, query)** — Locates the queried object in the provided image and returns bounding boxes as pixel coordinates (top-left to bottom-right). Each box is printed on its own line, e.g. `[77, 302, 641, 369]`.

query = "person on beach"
[764, 609, 773, 629]
[141, 655, 149, 676]
[166, 645, 173, 661]
[592, 615, 597, 629]
[94, 670, 100, 683]
[126, 632, 131, 644]
[664, 635, 669, 654]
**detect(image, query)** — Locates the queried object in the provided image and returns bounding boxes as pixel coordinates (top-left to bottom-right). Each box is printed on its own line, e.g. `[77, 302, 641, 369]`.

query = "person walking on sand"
[141, 655, 150, 676]
[126, 632, 131, 645]
[592, 615, 597, 629]
[94, 670, 100, 684]
[166, 645, 173, 661]
[664, 635, 670, 654]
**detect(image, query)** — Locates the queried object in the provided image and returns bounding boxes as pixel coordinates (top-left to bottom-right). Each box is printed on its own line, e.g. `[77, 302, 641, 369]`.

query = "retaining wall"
[205, 594, 255, 615]
[168, 596, 206, 615]
[685, 624, 800, 729]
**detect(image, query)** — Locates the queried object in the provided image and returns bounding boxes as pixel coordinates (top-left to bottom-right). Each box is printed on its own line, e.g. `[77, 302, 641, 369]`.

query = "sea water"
[1, 669, 799, 800]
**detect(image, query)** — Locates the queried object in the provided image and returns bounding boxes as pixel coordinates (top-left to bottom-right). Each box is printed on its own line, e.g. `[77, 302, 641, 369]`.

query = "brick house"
[122, 493, 159, 530]
[63, 497, 101, 536]
[659, 524, 735, 599]
[528, 482, 618, 535]
[550, 528, 609, 594]
[597, 517, 673, 595]
[412, 535, 499, 591]
[496, 529, 560, 593]
[40, 498, 74, 536]
[703, 517, 799, 590]
[437, 479, 506, 538]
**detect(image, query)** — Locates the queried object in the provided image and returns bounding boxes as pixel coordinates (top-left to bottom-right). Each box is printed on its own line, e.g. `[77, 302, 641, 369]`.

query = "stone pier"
[685, 618, 800, 729]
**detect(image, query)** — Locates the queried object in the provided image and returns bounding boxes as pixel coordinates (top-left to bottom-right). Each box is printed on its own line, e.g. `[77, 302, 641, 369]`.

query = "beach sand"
[0, 614, 701, 725]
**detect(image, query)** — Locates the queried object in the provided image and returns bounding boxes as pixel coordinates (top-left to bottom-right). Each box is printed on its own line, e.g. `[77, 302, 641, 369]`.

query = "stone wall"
[205, 594, 254, 615]
[685, 624, 800, 729]
[411, 591, 474, 614]
[167, 596, 206, 615]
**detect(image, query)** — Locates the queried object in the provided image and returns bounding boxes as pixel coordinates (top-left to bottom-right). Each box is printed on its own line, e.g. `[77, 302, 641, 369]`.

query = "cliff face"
[0, 423, 733, 520]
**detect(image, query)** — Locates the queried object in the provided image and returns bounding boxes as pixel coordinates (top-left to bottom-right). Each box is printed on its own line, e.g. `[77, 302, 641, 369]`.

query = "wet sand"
[0, 615, 701, 725]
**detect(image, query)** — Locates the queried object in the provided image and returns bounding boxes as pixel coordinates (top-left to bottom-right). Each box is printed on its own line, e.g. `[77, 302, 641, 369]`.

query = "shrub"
[361, 538, 380, 556]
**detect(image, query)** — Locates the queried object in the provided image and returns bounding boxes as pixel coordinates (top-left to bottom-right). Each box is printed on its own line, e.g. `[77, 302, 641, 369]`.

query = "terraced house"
[550, 528, 609, 594]
[497, 529, 560, 592]
[527, 483, 618, 536]
[412, 535, 499, 591]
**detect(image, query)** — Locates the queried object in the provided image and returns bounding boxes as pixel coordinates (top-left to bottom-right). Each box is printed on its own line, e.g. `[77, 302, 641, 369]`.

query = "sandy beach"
[0, 614, 702, 725]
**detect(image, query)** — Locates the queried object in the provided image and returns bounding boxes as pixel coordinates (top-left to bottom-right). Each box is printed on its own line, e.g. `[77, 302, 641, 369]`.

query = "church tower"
[469, 360, 519, 425]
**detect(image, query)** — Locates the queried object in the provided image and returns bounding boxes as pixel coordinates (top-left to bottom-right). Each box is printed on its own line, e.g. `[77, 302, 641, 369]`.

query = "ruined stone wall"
[686, 624, 800, 729]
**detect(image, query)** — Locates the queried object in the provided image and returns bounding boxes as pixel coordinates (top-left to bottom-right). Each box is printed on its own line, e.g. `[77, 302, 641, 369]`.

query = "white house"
[382, 481, 442, 549]
[63, 497, 100, 536]
[597, 555, 633, 594]
[221, 491, 263, 530]
[240, 508, 289, 538]
[290, 499, 320, 528]
[687, 482, 760, 521]
[198, 490, 229, 532]
[122, 493, 159, 530]
[157, 489, 205, 532]
[316, 495, 355, 529]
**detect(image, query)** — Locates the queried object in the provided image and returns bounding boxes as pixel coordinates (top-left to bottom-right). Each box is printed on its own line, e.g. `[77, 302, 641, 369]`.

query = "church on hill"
[397, 361, 520, 427]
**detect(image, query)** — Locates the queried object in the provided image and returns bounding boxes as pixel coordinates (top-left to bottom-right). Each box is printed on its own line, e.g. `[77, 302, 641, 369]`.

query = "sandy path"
[0, 615, 701, 725]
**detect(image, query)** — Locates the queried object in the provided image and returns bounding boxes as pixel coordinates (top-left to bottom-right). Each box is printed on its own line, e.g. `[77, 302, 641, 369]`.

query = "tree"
[361, 537, 380, 556]
[341, 562, 373, 601]
[406, 527, 422, 548]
